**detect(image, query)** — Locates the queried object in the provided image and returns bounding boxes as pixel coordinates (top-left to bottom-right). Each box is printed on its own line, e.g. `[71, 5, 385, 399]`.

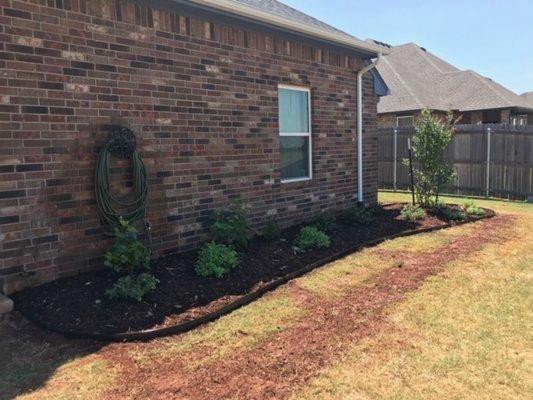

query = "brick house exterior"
[0, 0, 381, 294]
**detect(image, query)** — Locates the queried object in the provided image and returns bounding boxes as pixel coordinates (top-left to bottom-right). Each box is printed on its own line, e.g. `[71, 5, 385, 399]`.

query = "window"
[510, 114, 527, 126]
[396, 115, 414, 127]
[278, 85, 312, 182]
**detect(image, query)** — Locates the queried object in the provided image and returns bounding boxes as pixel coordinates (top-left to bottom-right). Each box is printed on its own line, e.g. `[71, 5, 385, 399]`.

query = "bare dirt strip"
[93, 214, 514, 400]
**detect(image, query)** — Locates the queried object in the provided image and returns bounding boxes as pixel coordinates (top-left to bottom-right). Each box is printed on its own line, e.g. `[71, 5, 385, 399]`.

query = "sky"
[281, 0, 533, 94]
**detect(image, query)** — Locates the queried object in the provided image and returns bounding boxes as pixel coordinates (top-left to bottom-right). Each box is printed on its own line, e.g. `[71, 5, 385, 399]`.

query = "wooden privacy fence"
[378, 124, 533, 200]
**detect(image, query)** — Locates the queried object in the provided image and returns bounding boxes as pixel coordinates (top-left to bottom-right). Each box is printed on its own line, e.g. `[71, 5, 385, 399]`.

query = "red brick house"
[0, 0, 386, 294]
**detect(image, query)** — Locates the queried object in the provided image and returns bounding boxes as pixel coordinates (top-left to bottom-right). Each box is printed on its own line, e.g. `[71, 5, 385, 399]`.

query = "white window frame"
[278, 84, 312, 183]
[396, 115, 414, 127]
[510, 114, 527, 126]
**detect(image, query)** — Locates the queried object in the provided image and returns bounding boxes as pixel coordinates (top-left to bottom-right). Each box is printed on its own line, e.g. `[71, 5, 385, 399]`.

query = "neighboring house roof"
[521, 92, 533, 107]
[183, 0, 387, 56]
[369, 41, 533, 114]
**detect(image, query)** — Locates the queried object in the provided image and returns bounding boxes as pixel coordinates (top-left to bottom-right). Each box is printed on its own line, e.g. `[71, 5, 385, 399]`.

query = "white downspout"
[357, 52, 383, 205]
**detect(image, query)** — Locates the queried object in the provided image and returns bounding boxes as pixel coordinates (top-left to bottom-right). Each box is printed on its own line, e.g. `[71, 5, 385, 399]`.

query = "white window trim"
[510, 114, 527, 126]
[396, 115, 414, 127]
[278, 84, 313, 183]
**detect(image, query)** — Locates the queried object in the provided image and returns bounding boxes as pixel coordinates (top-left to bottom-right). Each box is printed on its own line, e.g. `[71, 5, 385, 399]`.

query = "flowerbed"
[13, 203, 493, 341]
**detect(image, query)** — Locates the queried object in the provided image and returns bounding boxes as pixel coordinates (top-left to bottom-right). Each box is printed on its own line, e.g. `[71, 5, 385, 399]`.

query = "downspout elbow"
[356, 52, 383, 205]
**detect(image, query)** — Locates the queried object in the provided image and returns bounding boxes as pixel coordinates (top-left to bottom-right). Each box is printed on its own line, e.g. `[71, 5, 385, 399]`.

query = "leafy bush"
[309, 212, 336, 233]
[211, 200, 253, 248]
[399, 204, 426, 221]
[195, 242, 239, 278]
[106, 273, 159, 302]
[294, 226, 331, 251]
[440, 206, 465, 221]
[262, 219, 281, 241]
[104, 218, 150, 275]
[104, 219, 157, 301]
[463, 200, 484, 216]
[406, 109, 457, 206]
[340, 206, 374, 225]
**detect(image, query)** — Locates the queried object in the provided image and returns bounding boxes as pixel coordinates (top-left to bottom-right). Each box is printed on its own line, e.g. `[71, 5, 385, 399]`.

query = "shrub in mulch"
[13, 203, 491, 337]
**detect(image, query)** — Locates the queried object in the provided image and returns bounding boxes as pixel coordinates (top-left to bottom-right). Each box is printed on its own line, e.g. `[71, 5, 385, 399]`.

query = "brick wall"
[0, 0, 378, 294]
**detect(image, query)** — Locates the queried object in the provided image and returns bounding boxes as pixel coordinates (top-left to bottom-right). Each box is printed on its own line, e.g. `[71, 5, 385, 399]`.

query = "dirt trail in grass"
[104, 215, 514, 400]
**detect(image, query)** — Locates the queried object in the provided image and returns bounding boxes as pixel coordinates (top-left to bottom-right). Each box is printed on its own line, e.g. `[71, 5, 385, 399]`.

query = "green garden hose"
[95, 143, 152, 252]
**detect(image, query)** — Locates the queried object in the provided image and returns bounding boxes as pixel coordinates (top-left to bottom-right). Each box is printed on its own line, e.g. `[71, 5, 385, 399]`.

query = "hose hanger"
[95, 127, 152, 252]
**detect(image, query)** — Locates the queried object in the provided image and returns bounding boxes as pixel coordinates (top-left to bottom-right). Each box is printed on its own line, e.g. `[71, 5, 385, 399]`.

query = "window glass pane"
[279, 88, 309, 133]
[280, 136, 310, 180]
[397, 116, 414, 127]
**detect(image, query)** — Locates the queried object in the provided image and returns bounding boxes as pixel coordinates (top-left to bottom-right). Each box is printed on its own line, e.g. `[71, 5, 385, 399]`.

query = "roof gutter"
[357, 53, 383, 204]
[186, 0, 388, 56]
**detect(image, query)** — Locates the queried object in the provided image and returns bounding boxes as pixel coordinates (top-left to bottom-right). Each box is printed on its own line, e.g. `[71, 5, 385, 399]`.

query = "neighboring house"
[369, 41, 533, 127]
[0, 0, 385, 293]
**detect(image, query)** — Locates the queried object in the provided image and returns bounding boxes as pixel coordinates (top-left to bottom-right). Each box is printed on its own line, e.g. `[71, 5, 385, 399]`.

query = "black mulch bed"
[13, 203, 488, 337]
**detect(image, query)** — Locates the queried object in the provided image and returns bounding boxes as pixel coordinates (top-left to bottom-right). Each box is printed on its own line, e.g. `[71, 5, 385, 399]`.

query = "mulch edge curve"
[18, 207, 495, 343]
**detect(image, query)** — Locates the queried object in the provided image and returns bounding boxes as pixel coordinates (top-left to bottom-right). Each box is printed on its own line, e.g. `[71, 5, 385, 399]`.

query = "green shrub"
[399, 204, 426, 221]
[340, 206, 374, 225]
[294, 226, 331, 251]
[309, 212, 336, 233]
[106, 273, 159, 302]
[211, 200, 253, 248]
[463, 200, 484, 216]
[406, 109, 457, 206]
[262, 219, 282, 242]
[104, 218, 150, 275]
[440, 206, 465, 221]
[195, 242, 239, 278]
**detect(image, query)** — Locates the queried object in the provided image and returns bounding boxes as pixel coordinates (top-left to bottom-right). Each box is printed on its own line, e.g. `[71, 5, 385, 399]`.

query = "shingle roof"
[187, 0, 385, 55]
[373, 42, 533, 114]
[232, 0, 352, 38]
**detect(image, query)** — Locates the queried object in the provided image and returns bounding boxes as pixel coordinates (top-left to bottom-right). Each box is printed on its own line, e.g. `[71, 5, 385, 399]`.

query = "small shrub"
[294, 226, 331, 251]
[195, 242, 239, 278]
[440, 206, 465, 221]
[309, 213, 336, 233]
[262, 219, 281, 241]
[211, 200, 253, 248]
[399, 204, 426, 221]
[106, 273, 159, 302]
[341, 206, 374, 225]
[463, 200, 484, 216]
[104, 218, 150, 275]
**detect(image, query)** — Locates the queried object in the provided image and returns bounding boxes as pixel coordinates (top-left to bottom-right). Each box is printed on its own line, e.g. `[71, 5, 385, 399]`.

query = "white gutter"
[186, 0, 389, 55]
[357, 53, 383, 204]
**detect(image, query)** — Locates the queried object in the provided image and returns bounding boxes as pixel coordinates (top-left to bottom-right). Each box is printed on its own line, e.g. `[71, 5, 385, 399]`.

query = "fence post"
[393, 127, 398, 191]
[485, 127, 491, 198]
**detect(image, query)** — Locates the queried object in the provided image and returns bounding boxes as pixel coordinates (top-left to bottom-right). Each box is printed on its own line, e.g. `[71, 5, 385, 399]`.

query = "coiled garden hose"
[95, 146, 153, 252]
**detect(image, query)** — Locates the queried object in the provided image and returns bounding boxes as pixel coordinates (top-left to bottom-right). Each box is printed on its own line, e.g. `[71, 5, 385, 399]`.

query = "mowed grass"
[292, 193, 533, 400]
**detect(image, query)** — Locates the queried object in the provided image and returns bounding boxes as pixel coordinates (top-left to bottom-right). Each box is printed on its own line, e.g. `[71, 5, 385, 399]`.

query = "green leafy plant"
[294, 226, 331, 251]
[262, 219, 282, 242]
[463, 200, 484, 216]
[195, 242, 239, 278]
[104, 218, 156, 301]
[340, 206, 375, 225]
[309, 212, 336, 233]
[211, 200, 253, 248]
[104, 218, 150, 275]
[440, 206, 465, 221]
[106, 273, 159, 302]
[406, 109, 457, 206]
[399, 204, 426, 221]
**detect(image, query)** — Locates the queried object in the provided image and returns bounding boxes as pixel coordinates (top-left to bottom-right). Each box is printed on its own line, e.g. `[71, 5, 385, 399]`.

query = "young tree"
[407, 109, 456, 206]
